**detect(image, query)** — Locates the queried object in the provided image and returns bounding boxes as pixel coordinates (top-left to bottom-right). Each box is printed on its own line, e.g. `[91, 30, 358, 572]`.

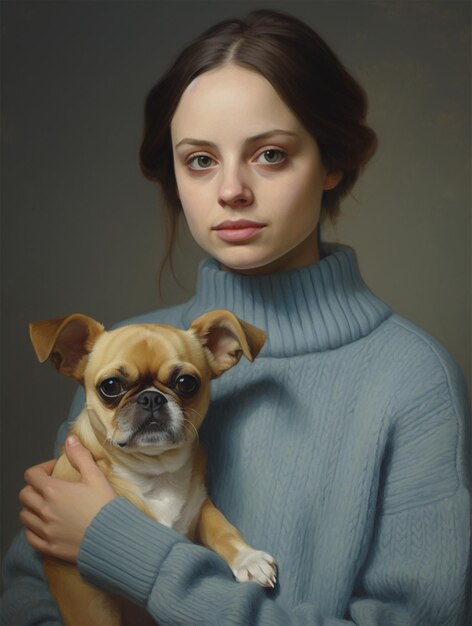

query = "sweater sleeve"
[348, 337, 471, 625]
[0, 532, 63, 626]
[77, 351, 470, 626]
[78, 489, 469, 626]
[0, 390, 85, 626]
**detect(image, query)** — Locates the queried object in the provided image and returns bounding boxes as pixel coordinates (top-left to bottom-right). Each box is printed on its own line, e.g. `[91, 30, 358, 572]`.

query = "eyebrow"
[174, 129, 298, 150]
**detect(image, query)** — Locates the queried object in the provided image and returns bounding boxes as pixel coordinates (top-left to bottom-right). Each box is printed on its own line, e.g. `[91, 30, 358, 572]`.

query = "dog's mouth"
[114, 400, 188, 449]
[117, 415, 174, 448]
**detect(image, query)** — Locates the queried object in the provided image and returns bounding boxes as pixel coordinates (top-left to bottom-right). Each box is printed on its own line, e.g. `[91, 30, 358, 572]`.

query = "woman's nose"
[217, 167, 254, 209]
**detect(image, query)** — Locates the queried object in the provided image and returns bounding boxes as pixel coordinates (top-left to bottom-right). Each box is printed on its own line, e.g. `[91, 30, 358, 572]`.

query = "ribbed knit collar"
[181, 244, 391, 357]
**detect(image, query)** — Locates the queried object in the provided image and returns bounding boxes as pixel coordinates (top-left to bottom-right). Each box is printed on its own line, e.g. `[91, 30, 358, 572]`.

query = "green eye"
[99, 377, 126, 398]
[255, 149, 287, 165]
[174, 374, 200, 397]
[187, 154, 215, 170]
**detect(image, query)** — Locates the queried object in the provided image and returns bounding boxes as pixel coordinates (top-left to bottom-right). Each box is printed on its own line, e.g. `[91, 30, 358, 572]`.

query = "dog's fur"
[30, 309, 276, 626]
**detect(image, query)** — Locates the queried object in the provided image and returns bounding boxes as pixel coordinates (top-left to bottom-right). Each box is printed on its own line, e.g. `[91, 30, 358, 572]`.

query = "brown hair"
[140, 9, 377, 269]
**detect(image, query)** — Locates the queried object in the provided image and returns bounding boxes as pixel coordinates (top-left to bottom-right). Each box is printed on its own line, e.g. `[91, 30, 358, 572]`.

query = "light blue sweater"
[2, 245, 470, 625]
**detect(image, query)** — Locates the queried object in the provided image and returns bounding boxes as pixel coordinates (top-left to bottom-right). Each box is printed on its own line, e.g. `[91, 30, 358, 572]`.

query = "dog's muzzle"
[116, 389, 181, 448]
[134, 390, 170, 431]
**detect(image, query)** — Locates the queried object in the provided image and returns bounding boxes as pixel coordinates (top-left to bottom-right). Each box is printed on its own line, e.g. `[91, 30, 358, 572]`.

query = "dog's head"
[29, 310, 265, 454]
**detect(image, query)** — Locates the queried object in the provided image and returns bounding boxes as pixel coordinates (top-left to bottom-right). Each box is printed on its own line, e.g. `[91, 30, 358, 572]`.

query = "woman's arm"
[0, 390, 86, 626]
[76, 487, 469, 626]
[0, 530, 63, 626]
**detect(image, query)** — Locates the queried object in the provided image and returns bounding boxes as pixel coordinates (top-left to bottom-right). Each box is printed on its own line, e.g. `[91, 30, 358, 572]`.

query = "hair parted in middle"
[140, 9, 377, 266]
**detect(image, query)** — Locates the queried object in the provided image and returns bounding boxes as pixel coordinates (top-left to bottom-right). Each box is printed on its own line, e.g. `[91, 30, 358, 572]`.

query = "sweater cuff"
[77, 497, 188, 606]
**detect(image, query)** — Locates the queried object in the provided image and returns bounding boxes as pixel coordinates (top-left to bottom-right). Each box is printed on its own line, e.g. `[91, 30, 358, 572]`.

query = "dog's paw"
[231, 548, 277, 588]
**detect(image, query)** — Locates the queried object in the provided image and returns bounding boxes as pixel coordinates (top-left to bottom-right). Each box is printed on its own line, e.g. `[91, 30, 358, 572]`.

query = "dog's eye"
[99, 377, 126, 399]
[174, 374, 200, 398]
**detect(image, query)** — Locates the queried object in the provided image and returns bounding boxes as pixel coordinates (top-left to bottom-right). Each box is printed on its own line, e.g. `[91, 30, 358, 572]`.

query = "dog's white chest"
[145, 476, 188, 528]
[113, 464, 206, 534]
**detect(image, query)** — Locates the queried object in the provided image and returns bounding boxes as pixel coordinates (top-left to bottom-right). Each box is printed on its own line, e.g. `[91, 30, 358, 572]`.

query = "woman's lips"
[213, 220, 266, 243]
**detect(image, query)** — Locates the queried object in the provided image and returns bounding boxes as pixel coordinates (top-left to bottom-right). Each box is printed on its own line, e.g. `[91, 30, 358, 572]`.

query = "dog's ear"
[29, 314, 104, 381]
[189, 309, 266, 377]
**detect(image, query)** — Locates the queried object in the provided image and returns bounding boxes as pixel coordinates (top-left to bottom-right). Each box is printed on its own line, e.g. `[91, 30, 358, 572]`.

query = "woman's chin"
[215, 247, 319, 276]
[216, 252, 277, 275]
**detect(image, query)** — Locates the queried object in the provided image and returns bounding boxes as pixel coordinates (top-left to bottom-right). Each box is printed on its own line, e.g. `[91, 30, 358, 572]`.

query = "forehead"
[171, 64, 301, 140]
[88, 324, 205, 373]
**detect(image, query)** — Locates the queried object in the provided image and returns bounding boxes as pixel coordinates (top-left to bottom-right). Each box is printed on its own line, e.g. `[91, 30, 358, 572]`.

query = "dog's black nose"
[137, 390, 167, 411]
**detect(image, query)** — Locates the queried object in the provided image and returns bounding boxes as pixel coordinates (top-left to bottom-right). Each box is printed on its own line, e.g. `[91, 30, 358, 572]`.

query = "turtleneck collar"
[181, 244, 391, 357]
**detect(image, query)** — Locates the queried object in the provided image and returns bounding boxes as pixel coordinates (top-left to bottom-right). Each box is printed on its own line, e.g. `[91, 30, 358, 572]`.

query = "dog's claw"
[231, 549, 277, 588]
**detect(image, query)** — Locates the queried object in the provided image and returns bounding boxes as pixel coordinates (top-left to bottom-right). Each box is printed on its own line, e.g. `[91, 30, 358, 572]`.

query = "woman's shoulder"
[371, 312, 469, 414]
[381, 313, 463, 377]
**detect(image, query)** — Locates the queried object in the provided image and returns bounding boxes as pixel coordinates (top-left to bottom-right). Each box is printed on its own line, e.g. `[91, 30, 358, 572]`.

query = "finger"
[19, 485, 44, 513]
[24, 527, 54, 556]
[24, 460, 57, 491]
[20, 507, 49, 540]
[64, 436, 101, 481]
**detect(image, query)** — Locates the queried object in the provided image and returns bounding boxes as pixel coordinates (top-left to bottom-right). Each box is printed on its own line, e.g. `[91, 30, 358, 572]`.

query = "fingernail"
[67, 435, 79, 447]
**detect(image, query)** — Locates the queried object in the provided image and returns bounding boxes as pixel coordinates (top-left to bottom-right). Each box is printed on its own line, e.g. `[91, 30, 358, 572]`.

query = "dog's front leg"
[196, 497, 277, 587]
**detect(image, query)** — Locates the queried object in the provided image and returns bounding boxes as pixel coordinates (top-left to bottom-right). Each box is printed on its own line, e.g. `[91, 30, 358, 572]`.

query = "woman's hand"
[19, 435, 117, 563]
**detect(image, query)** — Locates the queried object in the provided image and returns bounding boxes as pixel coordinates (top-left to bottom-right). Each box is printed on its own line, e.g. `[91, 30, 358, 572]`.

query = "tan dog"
[29, 310, 276, 626]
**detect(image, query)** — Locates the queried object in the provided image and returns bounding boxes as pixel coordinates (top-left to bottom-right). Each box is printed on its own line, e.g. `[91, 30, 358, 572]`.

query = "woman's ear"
[323, 170, 343, 191]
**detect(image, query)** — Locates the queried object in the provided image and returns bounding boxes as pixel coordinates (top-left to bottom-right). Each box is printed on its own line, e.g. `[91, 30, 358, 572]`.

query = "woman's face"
[171, 64, 340, 274]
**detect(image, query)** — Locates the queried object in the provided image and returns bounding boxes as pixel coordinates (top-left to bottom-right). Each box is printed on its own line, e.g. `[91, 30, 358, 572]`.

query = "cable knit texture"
[1, 245, 470, 626]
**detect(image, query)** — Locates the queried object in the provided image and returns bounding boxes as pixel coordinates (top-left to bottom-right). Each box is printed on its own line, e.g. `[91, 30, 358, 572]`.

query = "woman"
[2, 9, 470, 625]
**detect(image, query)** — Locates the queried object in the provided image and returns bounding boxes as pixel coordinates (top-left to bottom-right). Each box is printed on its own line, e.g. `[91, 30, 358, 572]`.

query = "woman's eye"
[186, 154, 216, 170]
[98, 377, 126, 399]
[255, 149, 287, 166]
[174, 374, 200, 398]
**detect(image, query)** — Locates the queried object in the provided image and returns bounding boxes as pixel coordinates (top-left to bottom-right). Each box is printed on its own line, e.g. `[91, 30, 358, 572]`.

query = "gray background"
[1, 0, 470, 566]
